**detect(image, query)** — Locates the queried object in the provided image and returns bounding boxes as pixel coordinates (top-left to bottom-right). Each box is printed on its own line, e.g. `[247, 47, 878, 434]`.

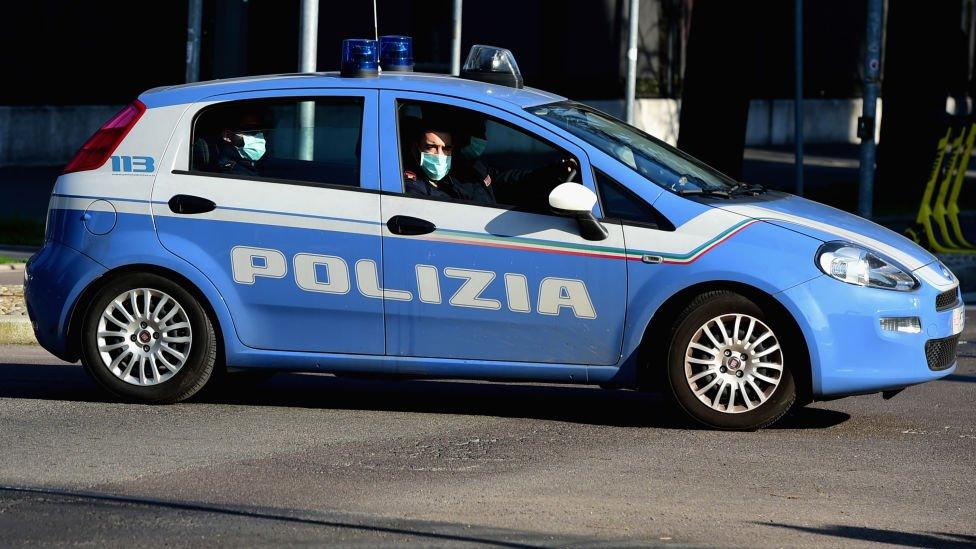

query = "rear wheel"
[666, 291, 797, 430]
[80, 273, 217, 403]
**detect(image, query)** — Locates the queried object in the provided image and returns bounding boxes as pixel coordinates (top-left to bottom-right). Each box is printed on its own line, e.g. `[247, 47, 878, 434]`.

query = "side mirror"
[548, 183, 609, 241]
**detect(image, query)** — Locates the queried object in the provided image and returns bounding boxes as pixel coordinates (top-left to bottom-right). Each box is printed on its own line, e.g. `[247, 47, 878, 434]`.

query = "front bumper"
[24, 241, 107, 362]
[779, 274, 961, 397]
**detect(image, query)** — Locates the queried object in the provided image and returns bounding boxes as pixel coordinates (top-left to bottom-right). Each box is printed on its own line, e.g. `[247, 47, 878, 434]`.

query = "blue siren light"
[340, 39, 379, 77]
[460, 45, 523, 89]
[380, 35, 414, 72]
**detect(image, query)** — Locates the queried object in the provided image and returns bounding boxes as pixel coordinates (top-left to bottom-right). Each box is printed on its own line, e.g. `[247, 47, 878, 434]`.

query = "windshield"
[528, 101, 739, 193]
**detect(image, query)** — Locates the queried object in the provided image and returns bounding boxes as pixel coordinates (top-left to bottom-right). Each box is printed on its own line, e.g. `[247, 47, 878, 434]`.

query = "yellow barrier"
[946, 123, 975, 248]
[906, 122, 976, 253]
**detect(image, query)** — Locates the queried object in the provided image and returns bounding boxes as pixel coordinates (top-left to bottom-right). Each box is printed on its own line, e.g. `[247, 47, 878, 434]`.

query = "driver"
[402, 123, 495, 203]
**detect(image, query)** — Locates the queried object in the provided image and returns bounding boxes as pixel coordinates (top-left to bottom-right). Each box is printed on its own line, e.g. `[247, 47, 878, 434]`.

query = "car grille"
[936, 288, 960, 311]
[925, 334, 960, 371]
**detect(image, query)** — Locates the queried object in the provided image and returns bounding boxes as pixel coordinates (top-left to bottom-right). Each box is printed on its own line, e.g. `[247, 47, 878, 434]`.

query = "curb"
[0, 263, 26, 270]
[0, 317, 36, 345]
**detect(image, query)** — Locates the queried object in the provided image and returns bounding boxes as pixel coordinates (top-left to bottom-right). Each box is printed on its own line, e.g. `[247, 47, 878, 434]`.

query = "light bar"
[380, 35, 413, 72]
[340, 39, 379, 77]
[460, 45, 523, 89]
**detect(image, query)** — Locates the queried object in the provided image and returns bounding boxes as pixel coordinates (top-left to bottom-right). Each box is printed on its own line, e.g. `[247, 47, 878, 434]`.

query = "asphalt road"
[1, 336, 975, 547]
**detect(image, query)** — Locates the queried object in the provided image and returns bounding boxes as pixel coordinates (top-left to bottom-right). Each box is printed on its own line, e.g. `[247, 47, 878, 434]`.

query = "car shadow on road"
[757, 522, 976, 548]
[944, 373, 976, 383]
[0, 362, 850, 430]
[0, 485, 592, 548]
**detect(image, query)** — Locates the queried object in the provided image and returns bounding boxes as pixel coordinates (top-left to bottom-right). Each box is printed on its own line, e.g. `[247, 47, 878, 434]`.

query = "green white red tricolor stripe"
[425, 219, 757, 264]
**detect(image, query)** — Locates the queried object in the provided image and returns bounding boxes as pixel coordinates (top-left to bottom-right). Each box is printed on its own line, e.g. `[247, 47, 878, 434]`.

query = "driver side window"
[396, 100, 581, 213]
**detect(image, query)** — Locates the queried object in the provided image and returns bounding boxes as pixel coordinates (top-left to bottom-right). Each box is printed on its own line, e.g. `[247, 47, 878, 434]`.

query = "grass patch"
[0, 256, 22, 265]
[0, 217, 44, 247]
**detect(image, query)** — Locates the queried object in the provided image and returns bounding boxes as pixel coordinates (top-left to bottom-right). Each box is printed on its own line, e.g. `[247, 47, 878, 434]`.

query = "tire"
[80, 272, 217, 403]
[666, 291, 797, 430]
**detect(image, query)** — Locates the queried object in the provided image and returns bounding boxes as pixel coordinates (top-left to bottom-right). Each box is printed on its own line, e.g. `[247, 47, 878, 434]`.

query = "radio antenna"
[373, 0, 379, 41]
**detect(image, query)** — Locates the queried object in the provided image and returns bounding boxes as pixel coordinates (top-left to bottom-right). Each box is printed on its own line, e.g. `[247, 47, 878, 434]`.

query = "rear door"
[151, 90, 386, 354]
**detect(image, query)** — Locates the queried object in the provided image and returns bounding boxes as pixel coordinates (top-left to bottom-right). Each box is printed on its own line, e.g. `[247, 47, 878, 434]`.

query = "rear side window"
[190, 97, 364, 187]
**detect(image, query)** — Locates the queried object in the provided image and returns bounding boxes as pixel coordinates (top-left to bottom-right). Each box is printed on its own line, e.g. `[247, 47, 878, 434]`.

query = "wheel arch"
[636, 280, 813, 401]
[65, 263, 228, 367]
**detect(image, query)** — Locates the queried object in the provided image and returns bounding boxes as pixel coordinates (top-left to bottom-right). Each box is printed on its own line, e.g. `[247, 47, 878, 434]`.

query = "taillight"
[62, 100, 146, 174]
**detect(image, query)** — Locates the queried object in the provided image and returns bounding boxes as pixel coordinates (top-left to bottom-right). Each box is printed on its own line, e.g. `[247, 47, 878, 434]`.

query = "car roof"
[139, 72, 565, 110]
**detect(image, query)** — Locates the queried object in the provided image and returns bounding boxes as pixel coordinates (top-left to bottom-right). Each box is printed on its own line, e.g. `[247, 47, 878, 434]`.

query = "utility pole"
[794, 0, 804, 196]
[298, 0, 319, 75]
[185, 0, 203, 83]
[625, 0, 639, 124]
[298, 0, 319, 161]
[858, 0, 884, 218]
[450, 0, 463, 75]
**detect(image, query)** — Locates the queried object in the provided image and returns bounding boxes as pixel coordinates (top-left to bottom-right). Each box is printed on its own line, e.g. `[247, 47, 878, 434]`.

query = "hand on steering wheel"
[560, 157, 580, 182]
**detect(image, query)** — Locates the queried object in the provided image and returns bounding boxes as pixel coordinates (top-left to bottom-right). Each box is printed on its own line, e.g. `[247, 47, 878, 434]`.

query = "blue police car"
[24, 39, 963, 429]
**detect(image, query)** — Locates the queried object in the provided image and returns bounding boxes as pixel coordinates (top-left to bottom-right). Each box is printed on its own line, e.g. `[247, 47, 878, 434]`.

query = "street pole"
[625, 0, 639, 125]
[794, 0, 804, 196]
[450, 0, 463, 75]
[858, 0, 884, 218]
[298, 0, 319, 75]
[298, 0, 319, 161]
[184, 0, 203, 83]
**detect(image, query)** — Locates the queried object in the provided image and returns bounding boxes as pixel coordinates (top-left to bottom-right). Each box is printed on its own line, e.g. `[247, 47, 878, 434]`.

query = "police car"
[24, 38, 964, 430]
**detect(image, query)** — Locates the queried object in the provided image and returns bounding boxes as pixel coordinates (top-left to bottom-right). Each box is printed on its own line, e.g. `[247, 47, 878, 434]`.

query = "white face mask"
[238, 132, 266, 161]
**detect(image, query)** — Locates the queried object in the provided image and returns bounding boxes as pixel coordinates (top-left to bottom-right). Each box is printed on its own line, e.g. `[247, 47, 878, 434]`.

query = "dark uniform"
[403, 158, 572, 209]
[214, 141, 261, 176]
[403, 166, 495, 203]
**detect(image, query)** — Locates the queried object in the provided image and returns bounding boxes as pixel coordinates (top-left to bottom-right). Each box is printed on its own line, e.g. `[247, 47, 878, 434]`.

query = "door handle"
[168, 194, 216, 215]
[387, 215, 436, 236]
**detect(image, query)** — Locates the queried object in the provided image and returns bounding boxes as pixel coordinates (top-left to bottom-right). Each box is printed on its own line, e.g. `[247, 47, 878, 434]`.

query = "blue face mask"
[238, 132, 266, 161]
[462, 137, 488, 159]
[420, 152, 451, 181]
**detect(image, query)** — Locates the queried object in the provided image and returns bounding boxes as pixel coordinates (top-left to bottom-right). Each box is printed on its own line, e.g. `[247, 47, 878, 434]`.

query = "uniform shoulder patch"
[404, 170, 416, 180]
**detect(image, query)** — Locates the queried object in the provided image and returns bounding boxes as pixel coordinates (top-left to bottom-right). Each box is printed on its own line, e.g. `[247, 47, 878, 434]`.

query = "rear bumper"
[779, 275, 960, 397]
[24, 241, 107, 362]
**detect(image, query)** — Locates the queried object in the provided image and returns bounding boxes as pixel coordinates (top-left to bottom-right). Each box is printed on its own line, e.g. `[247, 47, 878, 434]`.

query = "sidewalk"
[0, 270, 32, 344]
[0, 265, 26, 285]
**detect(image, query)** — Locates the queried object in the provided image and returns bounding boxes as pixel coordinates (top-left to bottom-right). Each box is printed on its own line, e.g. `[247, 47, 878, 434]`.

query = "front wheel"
[80, 273, 217, 403]
[666, 291, 797, 430]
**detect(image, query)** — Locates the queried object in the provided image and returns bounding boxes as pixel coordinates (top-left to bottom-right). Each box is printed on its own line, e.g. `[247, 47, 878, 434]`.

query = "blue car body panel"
[139, 73, 564, 110]
[25, 72, 961, 400]
[24, 241, 107, 361]
[716, 192, 938, 270]
[778, 275, 958, 395]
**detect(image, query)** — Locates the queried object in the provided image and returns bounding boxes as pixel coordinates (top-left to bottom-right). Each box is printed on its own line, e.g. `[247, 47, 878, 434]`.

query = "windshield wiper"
[675, 187, 731, 198]
[672, 174, 731, 198]
[729, 181, 767, 196]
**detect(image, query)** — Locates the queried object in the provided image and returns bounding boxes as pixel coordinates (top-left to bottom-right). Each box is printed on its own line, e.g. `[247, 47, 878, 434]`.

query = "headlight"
[816, 242, 918, 291]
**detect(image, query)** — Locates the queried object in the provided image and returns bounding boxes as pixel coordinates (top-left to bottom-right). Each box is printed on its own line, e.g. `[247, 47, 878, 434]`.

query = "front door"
[377, 91, 627, 365]
[152, 90, 386, 354]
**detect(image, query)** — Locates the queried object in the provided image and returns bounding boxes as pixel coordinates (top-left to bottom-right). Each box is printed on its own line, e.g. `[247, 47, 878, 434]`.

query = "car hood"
[716, 192, 946, 279]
